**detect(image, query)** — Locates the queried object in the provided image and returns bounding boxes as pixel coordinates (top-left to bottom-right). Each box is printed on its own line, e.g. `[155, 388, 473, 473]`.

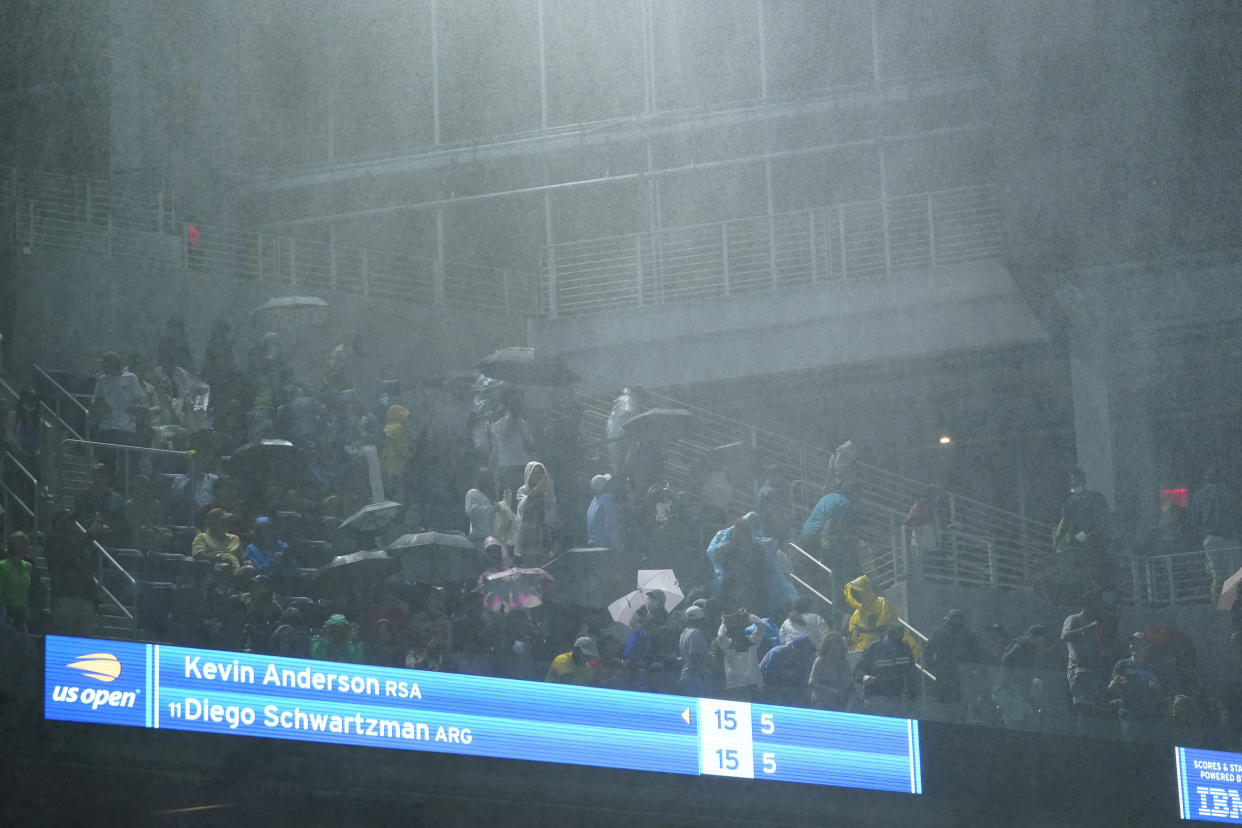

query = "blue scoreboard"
[45, 635, 922, 794]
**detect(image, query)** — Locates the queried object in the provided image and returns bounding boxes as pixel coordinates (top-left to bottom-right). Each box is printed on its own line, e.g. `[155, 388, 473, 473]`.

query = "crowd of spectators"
[2, 314, 1242, 751]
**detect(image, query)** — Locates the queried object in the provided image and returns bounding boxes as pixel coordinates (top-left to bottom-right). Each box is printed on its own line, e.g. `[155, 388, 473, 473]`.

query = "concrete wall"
[530, 260, 1050, 388]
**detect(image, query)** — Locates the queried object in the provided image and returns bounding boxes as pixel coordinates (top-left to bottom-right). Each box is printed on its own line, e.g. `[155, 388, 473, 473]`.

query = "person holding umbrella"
[489, 390, 535, 497]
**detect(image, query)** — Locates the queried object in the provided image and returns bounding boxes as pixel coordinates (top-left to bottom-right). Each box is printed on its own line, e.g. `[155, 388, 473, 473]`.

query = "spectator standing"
[0, 532, 33, 630]
[3, 388, 41, 468]
[515, 461, 559, 566]
[489, 393, 535, 496]
[72, 463, 128, 545]
[799, 484, 860, 583]
[90, 350, 147, 454]
[1191, 469, 1242, 602]
[843, 574, 920, 660]
[714, 610, 766, 701]
[779, 596, 832, 647]
[1062, 590, 1115, 733]
[755, 465, 792, 542]
[1054, 468, 1111, 590]
[993, 625, 1054, 727]
[43, 511, 97, 636]
[157, 315, 194, 377]
[856, 624, 916, 717]
[809, 633, 857, 711]
[379, 404, 412, 503]
[759, 633, 816, 706]
[1108, 631, 1167, 741]
[586, 473, 620, 549]
[678, 605, 717, 696]
[465, 468, 498, 545]
[922, 608, 987, 719]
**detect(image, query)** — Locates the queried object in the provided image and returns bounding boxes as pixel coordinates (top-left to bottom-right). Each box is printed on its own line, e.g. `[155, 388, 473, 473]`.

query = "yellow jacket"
[844, 574, 921, 660]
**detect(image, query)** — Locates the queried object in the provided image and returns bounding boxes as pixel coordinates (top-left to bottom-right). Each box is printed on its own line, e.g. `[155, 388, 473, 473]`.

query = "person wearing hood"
[759, 633, 818, 706]
[844, 574, 920, 660]
[477, 536, 515, 588]
[515, 461, 559, 565]
[586, 473, 620, 549]
[380, 404, 412, 502]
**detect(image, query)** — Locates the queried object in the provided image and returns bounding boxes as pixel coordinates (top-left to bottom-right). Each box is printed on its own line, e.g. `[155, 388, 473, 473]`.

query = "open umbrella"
[608, 569, 685, 625]
[387, 531, 486, 584]
[475, 567, 553, 612]
[476, 347, 577, 387]
[230, 439, 307, 484]
[313, 549, 400, 587]
[1218, 565, 1242, 611]
[621, 408, 695, 441]
[339, 501, 405, 533]
[252, 296, 330, 329]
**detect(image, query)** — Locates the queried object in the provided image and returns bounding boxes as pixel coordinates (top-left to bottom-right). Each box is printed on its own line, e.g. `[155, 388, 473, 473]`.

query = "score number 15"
[712, 710, 775, 735]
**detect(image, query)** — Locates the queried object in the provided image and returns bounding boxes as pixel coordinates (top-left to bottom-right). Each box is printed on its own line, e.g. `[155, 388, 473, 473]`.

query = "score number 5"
[759, 714, 775, 774]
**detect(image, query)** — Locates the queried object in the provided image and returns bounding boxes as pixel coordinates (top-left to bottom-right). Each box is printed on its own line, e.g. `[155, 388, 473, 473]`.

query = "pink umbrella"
[475, 567, 553, 612]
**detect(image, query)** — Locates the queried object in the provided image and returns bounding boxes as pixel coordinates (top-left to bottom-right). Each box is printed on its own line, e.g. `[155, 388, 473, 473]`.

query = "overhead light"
[938, 435, 952, 445]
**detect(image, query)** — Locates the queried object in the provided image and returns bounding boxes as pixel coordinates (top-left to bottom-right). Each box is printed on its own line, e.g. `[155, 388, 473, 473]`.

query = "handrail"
[33, 364, 91, 419]
[61, 438, 190, 460]
[76, 520, 138, 632]
[40, 401, 83, 441]
[1, 452, 39, 539]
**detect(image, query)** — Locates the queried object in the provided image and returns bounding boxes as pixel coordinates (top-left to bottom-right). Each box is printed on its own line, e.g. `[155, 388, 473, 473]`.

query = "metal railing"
[78, 520, 138, 638]
[1, 451, 39, 540]
[4, 164, 540, 317]
[562, 377, 1055, 597]
[60, 439, 196, 525]
[541, 185, 1001, 317]
[33, 364, 91, 434]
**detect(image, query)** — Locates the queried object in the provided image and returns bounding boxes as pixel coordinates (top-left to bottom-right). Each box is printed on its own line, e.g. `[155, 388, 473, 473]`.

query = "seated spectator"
[465, 467, 498, 545]
[236, 573, 283, 650]
[856, 624, 916, 718]
[192, 507, 242, 571]
[126, 474, 171, 552]
[586, 473, 620, 549]
[268, 608, 310, 658]
[310, 613, 365, 663]
[43, 510, 97, 637]
[844, 574, 920, 660]
[809, 633, 856, 711]
[197, 476, 254, 546]
[366, 618, 406, 668]
[0, 532, 34, 630]
[1108, 631, 1168, 742]
[780, 596, 832, 647]
[715, 610, 766, 702]
[759, 633, 816, 706]
[243, 517, 295, 578]
[545, 636, 598, 685]
[73, 463, 129, 544]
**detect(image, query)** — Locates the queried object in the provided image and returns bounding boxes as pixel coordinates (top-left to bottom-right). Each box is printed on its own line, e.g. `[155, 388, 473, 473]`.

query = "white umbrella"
[608, 570, 684, 625]
[252, 296, 330, 329]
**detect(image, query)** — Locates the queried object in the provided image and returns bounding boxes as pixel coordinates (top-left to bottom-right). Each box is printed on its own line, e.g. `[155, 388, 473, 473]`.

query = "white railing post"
[837, 204, 847, 279]
[289, 237, 297, 286]
[1130, 559, 1143, 605]
[546, 245, 558, 318]
[987, 540, 998, 587]
[361, 249, 370, 297]
[258, 234, 265, 279]
[502, 269, 511, 312]
[768, 213, 778, 287]
[927, 192, 937, 266]
[721, 223, 730, 296]
[27, 199, 34, 249]
[1165, 557, 1176, 605]
[329, 235, 338, 291]
[635, 234, 645, 306]
[808, 211, 818, 283]
[85, 179, 92, 223]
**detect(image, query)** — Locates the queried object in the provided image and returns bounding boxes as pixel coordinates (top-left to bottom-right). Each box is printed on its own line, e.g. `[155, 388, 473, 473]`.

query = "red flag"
[187, 224, 200, 248]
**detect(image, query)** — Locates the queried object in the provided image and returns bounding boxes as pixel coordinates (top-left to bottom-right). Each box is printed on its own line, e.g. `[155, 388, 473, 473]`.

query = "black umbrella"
[313, 549, 400, 587]
[476, 347, 577, 387]
[231, 439, 307, 482]
[620, 408, 696, 441]
[338, 501, 405, 533]
[386, 531, 487, 584]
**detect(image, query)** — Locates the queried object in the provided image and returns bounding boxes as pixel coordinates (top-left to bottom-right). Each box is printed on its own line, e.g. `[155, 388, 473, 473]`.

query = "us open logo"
[52, 652, 138, 709]
[67, 653, 123, 682]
